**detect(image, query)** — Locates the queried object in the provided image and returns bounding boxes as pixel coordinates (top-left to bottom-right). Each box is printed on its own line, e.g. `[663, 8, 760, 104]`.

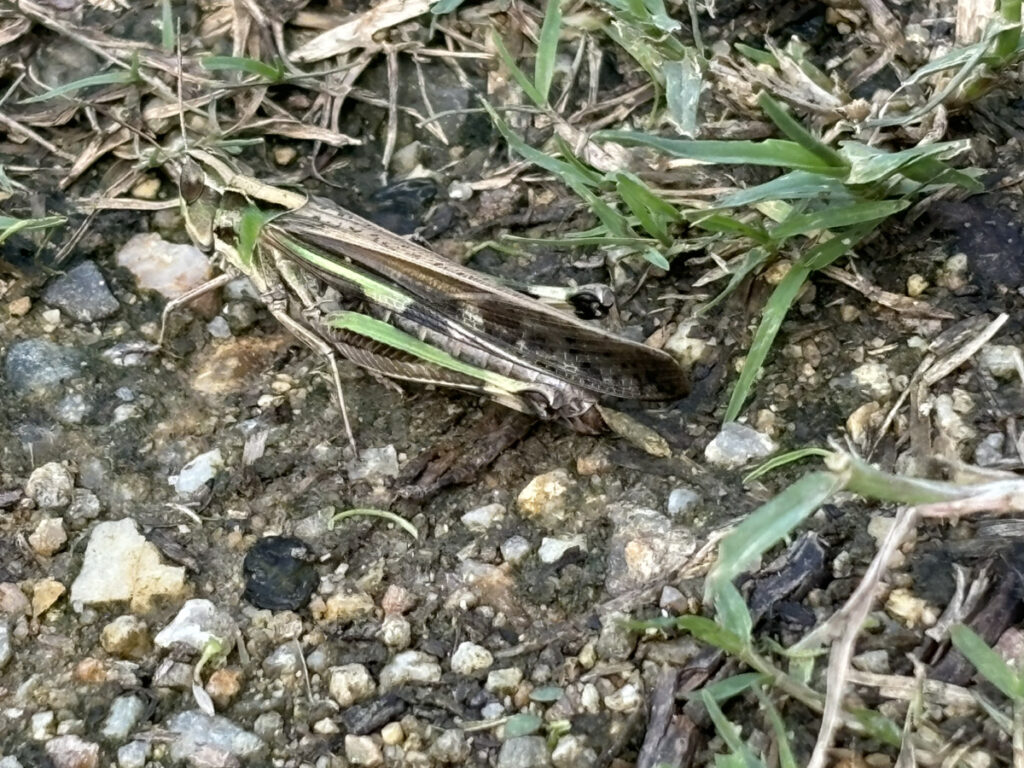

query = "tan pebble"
[206, 667, 243, 706]
[273, 146, 298, 166]
[380, 722, 404, 745]
[576, 450, 611, 476]
[29, 518, 67, 557]
[0, 582, 30, 616]
[73, 657, 107, 684]
[100, 615, 151, 659]
[130, 176, 162, 200]
[381, 584, 415, 615]
[31, 578, 65, 617]
[8, 296, 31, 317]
[763, 260, 792, 285]
[906, 273, 928, 297]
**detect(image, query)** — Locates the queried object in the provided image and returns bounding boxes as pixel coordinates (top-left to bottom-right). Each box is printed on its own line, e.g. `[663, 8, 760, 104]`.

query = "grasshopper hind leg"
[264, 306, 359, 455]
[157, 273, 234, 345]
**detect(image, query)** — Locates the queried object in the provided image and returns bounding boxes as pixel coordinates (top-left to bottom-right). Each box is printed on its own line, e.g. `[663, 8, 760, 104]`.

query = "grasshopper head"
[177, 155, 220, 254]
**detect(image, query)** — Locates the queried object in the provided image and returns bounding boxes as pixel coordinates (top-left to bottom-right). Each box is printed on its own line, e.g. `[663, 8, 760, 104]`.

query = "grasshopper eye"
[179, 158, 206, 204]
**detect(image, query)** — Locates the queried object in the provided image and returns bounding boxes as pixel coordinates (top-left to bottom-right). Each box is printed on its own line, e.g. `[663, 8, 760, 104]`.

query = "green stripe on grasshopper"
[238, 206, 280, 267]
[276, 232, 415, 313]
[326, 310, 535, 396]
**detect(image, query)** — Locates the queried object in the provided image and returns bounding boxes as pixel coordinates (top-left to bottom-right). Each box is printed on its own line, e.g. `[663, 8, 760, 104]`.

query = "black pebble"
[242, 536, 319, 611]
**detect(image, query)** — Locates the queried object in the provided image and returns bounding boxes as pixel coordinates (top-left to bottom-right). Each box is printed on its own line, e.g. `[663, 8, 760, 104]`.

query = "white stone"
[154, 599, 237, 654]
[379, 650, 441, 690]
[461, 503, 505, 532]
[25, 463, 73, 509]
[450, 642, 493, 675]
[345, 734, 383, 767]
[484, 667, 523, 695]
[704, 422, 778, 469]
[70, 519, 186, 613]
[116, 233, 212, 300]
[538, 536, 587, 564]
[328, 664, 376, 707]
[171, 449, 224, 495]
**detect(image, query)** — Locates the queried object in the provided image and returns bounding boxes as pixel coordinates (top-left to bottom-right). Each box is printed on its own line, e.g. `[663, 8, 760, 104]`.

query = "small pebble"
[28, 517, 67, 556]
[485, 667, 523, 695]
[380, 614, 412, 649]
[26, 463, 74, 510]
[704, 423, 778, 469]
[31, 578, 65, 617]
[44, 735, 99, 768]
[516, 469, 574, 529]
[380, 722, 404, 746]
[450, 642, 493, 676]
[345, 734, 384, 767]
[461, 503, 505, 532]
[42, 261, 119, 322]
[379, 650, 442, 690]
[906, 273, 928, 297]
[101, 615, 150, 659]
[430, 729, 470, 763]
[171, 448, 224, 496]
[538, 536, 586, 564]
[116, 741, 149, 768]
[329, 663, 377, 707]
[497, 736, 551, 768]
[4, 340, 81, 398]
[500, 536, 531, 565]
[667, 487, 700, 517]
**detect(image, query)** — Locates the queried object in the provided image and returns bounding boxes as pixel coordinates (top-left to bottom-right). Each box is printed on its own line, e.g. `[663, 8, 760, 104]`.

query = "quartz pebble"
[26, 463, 74, 510]
[379, 650, 442, 690]
[329, 664, 377, 707]
[704, 423, 778, 469]
[450, 642, 493, 675]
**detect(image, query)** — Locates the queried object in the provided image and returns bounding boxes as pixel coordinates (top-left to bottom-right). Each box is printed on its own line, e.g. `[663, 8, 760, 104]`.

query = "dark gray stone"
[43, 261, 119, 322]
[4, 339, 81, 397]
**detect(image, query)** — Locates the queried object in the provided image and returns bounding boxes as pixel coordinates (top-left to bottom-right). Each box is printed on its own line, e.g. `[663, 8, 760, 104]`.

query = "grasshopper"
[164, 147, 688, 450]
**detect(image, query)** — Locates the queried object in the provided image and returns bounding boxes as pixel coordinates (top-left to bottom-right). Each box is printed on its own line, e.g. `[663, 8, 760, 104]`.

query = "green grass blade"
[718, 170, 854, 209]
[951, 624, 1024, 700]
[697, 673, 765, 703]
[160, 0, 175, 52]
[755, 688, 798, 768]
[0, 214, 67, 244]
[675, 616, 747, 656]
[734, 42, 778, 66]
[535, 0, 562, 103]
[771, 199, 908, 240]
[840, 139, 973, 185]
[483, 101, 630, 236]
[701, 246, 772, 313]
[707, 470, 845, 596]
[552, 135, 605, 187]
[722, 223, 875, 421]
[491, 31, 547, 107]
[611, 171, 681, 244]
[701, 690, 765, 768]
[743, 447, 832, 483]
[756, 92, 848, 170]
[201, 55, 285, 83]
[713, 582, 753, 646]
[664, 51, 703, 135]
[431, 0, 465, 12]
[20, 68, 138, 104]
[596, 131, 846, 175]
[689, 213, 771, 245]
[328, 311, 532, 396]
